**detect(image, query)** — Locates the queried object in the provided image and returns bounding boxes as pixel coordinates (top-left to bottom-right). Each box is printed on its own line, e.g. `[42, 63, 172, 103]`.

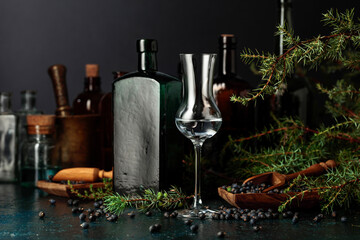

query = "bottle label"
[113, 77, 160, 194]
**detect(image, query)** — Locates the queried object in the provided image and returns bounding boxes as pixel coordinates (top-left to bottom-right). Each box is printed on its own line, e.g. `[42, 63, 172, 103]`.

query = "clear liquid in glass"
[175, 118, 222, 143]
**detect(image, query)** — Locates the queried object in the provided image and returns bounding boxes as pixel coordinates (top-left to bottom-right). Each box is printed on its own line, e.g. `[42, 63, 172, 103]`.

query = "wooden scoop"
[243, 160, 336, 193]
[52, 167, 113, 183]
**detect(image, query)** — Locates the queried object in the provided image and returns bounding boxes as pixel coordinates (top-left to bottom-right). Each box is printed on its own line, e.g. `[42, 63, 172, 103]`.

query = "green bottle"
[112, 39, 183, 194]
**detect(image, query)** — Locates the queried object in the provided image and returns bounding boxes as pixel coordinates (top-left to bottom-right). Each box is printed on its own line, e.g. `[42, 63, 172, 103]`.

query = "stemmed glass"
[175, 53, 222, 217]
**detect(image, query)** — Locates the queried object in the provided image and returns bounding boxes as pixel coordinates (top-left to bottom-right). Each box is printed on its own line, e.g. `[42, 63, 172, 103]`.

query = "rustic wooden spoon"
[217, 187, 320, 210]
[242, 160, 336, 193]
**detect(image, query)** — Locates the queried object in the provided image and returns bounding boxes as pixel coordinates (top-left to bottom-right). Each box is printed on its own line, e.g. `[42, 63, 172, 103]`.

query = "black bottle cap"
[219, 34, 236, 49]
[137, 39, 158, 53]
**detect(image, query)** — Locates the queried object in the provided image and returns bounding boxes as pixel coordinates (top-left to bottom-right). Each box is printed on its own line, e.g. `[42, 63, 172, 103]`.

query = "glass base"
[177, 207, 216, 218]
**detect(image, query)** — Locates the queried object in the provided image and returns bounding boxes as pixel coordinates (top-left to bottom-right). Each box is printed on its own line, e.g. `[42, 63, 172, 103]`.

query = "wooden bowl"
[37, 180, 105, 198]
[218, 187, 320, 210]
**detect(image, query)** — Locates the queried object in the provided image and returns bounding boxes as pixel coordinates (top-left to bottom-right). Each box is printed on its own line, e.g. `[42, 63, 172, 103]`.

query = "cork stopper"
[86, 64, 99, 78]
[27, 115, 55, 135]
[219, 34, 236, 48]
[221, 34, 235, 37]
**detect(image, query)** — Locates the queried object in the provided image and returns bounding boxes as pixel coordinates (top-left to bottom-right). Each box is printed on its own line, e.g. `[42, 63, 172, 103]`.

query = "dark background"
[0, 0, 359, 114]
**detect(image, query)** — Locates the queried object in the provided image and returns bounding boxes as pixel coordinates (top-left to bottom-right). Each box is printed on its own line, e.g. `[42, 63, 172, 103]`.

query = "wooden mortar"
[48, 64, 101, 168]
[53, 115, 100, 168]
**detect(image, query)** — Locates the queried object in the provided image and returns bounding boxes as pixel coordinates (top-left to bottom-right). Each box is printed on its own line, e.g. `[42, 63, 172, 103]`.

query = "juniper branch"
[233, 9, 360, 104]
[103, 186, 191, 215]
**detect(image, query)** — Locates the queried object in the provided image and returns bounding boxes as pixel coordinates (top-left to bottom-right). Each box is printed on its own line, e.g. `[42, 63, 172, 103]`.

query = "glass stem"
[193, 142, 203, 209]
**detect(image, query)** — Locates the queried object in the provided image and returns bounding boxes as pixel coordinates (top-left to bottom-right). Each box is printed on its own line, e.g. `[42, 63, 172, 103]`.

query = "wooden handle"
[285, 160, 336, 182]
[98, 169, 113, 179]
[52, 167, 113, 182]
[48, 64, 72, 117]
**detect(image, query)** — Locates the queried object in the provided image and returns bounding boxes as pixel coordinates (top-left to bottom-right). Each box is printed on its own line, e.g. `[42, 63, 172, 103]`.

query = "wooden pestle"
[52, 168, 113, 182]
[48, 64, 72, 117]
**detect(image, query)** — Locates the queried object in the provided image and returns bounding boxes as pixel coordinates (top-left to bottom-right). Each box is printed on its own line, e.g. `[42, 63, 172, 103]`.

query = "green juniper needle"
[103, 186, 190, 215]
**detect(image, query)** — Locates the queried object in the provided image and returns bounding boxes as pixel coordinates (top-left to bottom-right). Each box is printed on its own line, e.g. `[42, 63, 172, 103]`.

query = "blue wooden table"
[0, 183, 359, 239]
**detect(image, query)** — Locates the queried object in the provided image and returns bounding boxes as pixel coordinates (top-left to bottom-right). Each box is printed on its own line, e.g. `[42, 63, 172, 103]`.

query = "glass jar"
[21, 115, 57, 187]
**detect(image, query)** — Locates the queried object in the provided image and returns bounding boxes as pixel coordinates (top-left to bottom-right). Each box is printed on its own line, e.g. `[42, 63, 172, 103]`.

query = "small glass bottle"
[73, 64, 104, 115]
[21, 115, 57, 187]
[16, 90, 42, 166]
[213, 34, 255, 134]
[0, 92, 18, 182]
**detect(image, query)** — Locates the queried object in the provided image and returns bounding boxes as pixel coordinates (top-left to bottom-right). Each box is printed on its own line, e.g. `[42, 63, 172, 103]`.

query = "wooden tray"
[37, 180, 105, 198]
[218, 187, 320, 210]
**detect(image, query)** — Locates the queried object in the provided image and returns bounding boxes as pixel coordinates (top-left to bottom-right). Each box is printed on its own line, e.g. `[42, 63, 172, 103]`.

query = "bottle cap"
[137, 39, 158, 53]
[219, 34, 236, 49]
[86, 64, 99, 78]
[27, 115, 55, 135]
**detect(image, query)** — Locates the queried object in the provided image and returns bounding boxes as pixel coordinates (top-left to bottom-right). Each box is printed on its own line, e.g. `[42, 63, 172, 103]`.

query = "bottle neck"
[21, 92, 37, 111]
[0, 93, 12, 113]
[218, 48, 236, 76]
[138, 52, 158, 72]
[84, 77, 102, 92]
[276, 0, 293, 55]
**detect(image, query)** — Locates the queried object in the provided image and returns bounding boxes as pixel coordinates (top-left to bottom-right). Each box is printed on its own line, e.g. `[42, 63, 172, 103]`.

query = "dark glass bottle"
[213, 34, 254, 133]
[73, 64, 104, 115]
[112, 39, 183, 194]
[205, 34, 254, 167]
[273, 0, 315, 126]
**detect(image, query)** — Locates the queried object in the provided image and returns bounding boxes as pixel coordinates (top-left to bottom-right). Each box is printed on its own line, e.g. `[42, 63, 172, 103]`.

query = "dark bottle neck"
[84, 77, 102, 92]
[138, 52, 158, 72]
[276, 0, 293, 55]
[218, 47, 237, 77]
